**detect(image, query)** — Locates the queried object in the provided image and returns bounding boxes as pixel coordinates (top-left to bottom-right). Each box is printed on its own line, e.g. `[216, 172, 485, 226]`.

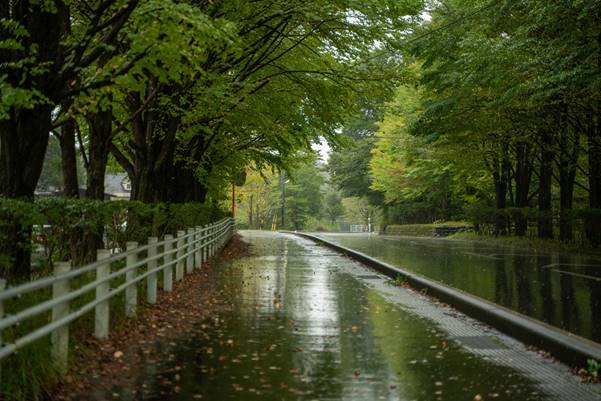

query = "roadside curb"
[288, 231, 601, 369]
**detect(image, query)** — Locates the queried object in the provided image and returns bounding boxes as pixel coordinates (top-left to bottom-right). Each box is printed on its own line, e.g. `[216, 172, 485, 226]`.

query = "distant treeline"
[329, 0, 601, 246]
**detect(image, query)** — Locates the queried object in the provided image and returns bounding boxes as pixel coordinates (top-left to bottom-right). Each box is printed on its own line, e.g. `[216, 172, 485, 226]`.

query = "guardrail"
[0, 217, 235, 374]
[293, 231, 601, 368]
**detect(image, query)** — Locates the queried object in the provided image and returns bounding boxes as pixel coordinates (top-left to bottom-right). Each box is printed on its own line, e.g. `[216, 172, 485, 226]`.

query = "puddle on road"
[89, 232, 549, 401]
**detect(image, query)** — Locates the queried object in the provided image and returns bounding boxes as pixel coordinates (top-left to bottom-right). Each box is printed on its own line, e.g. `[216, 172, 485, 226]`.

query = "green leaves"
[124, 0, 236, 85]
[0, 75, 45, 119]
[284, 159, 324, 230]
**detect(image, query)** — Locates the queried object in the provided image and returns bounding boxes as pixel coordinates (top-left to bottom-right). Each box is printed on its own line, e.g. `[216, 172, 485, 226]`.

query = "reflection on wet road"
[92, 231, 600, 401]
[315, 233, 601, 344]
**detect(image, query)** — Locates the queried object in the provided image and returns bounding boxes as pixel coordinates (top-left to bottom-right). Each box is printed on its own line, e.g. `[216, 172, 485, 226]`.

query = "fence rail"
[0, 217, 235, 373]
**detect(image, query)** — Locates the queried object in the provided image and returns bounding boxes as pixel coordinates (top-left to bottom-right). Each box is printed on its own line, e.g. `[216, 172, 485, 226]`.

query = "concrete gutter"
[290, 231, 601, 369]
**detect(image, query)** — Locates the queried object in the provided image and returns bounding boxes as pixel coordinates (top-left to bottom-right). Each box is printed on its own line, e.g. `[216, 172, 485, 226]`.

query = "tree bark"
[0, 2, 68, 278]
[493, 178, 507, 235]
[129, 117, 178, 203]
[86, 110, 113, 200]
[491, 151, 510, 236]
[514, 142, 532, 236]
[538, 131, 554, 239]
[0, 2, 68, 198]
[170, 164, 210, 202]
[74, 109, 113, 264]
[114, 84, 182, 203]
[0, 108, 53, 278]
[59, 118, 80, 198]
[0, 108, 52, 198]
[558, 123, 578, 242]
[586, 124, 601, 247]
[585, 29, 601, 246]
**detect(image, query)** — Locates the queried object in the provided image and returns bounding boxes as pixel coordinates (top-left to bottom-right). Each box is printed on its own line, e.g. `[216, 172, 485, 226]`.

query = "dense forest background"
[326, 0, 601, 246]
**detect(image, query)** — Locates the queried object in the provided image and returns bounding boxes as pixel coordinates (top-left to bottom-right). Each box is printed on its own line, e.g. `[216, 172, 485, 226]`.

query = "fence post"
[176, 230, 185, 281]
[215, 225, 218, 254]
[95, 249, 111, 340]
[212, 225, 217, 255]
[125, 242, 138, 317]
[209, 226, 214, 257]
[195, 226, 202, 269]
[147, 237, 158, 304]
[219, 224, 224, 249]
[163, 234, 174, 292]
[215, 224, 223, 248]
[214, 225, 218, 254]
[186, 228, 194, 274]
[51, 262, 71, 373]
[216, 224, 219, 249]
[202, 225, 208, 262]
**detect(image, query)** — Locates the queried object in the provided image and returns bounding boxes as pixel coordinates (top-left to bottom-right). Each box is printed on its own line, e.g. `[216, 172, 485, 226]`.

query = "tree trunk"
[128, 137, 177, 203]
[131, 166, 159, 203]
[0, 108, 52, 198]
[118, 90, 180, 203]
[586, 125, 601, 247]
[75, 110, 113, 264]
[0, 1, 67, 198]
[86, 110, 113, 200]
[538, 132, 554, 239]
[161, 160, 210, 203]
[0, 1, 68, 279]
[492, 153, 510, 236]
[585, 31, 601, 246]
[514, 142, 532, 236]
[129, 119, 177, 204]
[0, 108, 52, 278]
[559, 170, 575, 242]
[558, 125, 578, 242]
[493, 177, 507, 235]
[59, 118, 80, 198]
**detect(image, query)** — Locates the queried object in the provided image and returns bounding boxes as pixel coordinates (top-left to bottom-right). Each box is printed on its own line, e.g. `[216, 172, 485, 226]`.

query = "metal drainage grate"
[453, 336, 508, 350]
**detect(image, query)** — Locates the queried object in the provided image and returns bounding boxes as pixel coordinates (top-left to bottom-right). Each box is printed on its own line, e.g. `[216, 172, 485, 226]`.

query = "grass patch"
[1, 256, 159, 401]
[388, 273, 408, 287]
[384, 221, 472, 237]
[448, 232, 601, 255]
[303, 217, 340, 232]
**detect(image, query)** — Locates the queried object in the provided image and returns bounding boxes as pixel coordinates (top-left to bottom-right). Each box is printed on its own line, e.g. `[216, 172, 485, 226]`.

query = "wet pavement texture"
[90, 231, 600, 401]
[314, 233, 601, 344]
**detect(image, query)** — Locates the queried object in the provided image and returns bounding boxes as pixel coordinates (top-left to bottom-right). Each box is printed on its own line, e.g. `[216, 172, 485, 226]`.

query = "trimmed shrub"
[0, 198, 225, 281]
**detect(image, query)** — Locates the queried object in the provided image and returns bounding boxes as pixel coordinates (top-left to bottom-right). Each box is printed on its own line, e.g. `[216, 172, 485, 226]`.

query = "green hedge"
[0, 198, 226, 278]
[464, 205, 601, 245]
[384, 221, 472, 237]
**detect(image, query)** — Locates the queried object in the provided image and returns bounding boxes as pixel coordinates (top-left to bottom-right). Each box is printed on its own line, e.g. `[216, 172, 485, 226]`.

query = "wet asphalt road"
[91, 231, 601, 401]
[314, 233, 601, 343]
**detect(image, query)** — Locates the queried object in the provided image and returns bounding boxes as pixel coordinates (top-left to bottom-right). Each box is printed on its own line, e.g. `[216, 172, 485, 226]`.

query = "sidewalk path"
[86, 231, 600, 401]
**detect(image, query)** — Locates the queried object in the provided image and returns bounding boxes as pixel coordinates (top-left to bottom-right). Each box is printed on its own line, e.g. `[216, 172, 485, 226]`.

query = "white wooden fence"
[350, 224, 370, 233]
[0, 217, 235, 374]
